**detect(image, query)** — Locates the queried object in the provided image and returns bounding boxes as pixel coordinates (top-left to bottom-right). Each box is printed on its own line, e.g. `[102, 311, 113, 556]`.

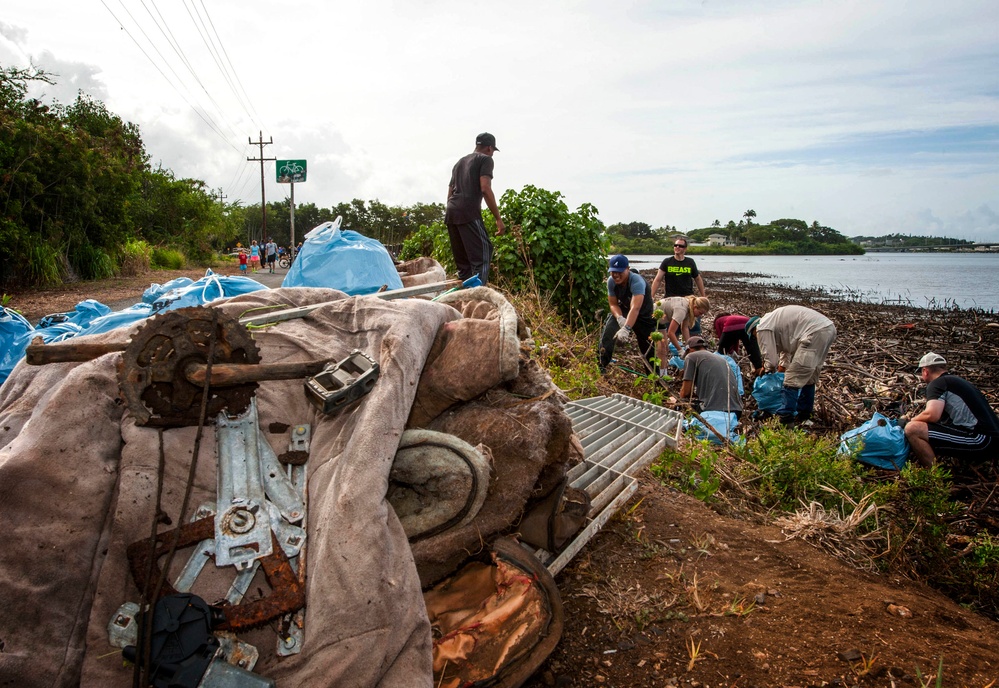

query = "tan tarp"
[0, 285, 551, 687]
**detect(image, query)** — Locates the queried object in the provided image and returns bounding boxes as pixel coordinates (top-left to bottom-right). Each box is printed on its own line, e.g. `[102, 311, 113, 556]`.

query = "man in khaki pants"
[747, 305, 837, 425]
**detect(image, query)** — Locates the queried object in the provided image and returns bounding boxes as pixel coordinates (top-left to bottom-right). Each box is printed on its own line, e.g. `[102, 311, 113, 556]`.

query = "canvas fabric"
[0, 282, 573, 688]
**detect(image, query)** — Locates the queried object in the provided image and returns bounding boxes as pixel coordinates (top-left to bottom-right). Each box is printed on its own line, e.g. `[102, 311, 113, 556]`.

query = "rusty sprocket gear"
[118, 307, 260, 426]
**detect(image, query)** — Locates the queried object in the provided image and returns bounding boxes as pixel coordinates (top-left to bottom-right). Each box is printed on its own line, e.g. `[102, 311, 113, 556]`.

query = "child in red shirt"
[238, 250, 248, 273]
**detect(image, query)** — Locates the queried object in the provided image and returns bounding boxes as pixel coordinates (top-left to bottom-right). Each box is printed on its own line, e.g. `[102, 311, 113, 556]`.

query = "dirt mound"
[526, 475, 999, 687]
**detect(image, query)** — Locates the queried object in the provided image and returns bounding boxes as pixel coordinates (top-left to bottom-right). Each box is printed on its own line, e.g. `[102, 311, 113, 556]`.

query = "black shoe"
[778, 414, 796, 427]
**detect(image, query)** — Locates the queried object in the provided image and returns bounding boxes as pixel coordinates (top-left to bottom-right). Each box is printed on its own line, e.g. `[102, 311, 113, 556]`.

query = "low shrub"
[119, 239, 152, 276]
[151, 247, 186, 270]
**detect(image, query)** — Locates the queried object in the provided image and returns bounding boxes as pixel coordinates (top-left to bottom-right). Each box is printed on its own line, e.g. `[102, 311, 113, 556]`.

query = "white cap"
[917, 352, 947, 369]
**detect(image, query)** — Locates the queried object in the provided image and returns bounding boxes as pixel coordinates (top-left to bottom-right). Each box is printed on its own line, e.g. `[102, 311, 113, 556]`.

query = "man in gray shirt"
[445, 133, 505, 284]
[680, 336, 743, 415]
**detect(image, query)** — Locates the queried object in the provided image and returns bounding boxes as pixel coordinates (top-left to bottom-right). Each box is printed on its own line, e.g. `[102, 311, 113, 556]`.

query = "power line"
[197, 0, 265, 131]
[99, 0, 242, 153]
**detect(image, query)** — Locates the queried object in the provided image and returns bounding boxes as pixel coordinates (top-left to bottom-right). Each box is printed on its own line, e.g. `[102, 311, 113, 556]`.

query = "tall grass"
[151, 247, 186, 270]
[119, 239, 152, 276]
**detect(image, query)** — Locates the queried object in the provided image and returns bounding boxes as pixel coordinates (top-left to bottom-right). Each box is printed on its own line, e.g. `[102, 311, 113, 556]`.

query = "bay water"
[629, 252, 999, 311]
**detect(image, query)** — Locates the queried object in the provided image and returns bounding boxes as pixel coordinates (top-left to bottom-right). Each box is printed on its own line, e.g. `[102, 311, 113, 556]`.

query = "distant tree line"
[609, 210, 862, 255]
[848, 233, 974, 248]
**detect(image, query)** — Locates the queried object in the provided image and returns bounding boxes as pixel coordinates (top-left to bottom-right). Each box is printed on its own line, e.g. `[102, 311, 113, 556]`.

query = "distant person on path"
[712, 313, 764, 374]
[650, 235, 705, 334]
[265, 238, 277, 273]
[655, 295, 711, 368]
[903, 352, 999, 468]
[599, 255, 657, 374]
[747, 305, 837, 425]
[238, 249, 248, 273]
[445, 132, 505, 285]
[249, 240, 261, 272]
[679, 336, 743, 415]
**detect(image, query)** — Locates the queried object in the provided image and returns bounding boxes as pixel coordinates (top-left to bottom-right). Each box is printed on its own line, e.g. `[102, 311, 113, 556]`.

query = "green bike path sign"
[277, 160, 307, 183]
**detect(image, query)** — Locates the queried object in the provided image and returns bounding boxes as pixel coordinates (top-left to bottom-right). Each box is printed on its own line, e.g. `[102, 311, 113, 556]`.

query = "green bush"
[650, 443, 722, 503]
[73, 243, 116, 280]
[151, 247, 186, 270]
[492, 185, 609, 326]
[399, 221, 455, 275]
[119, 239, 152, 276]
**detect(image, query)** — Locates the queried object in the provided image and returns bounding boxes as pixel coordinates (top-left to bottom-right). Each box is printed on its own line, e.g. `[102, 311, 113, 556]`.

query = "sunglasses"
[674, 244, 687, 248]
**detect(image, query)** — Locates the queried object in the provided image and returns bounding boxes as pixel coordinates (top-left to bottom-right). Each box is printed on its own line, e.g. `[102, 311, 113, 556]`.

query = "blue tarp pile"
[0, 269, 266, 385]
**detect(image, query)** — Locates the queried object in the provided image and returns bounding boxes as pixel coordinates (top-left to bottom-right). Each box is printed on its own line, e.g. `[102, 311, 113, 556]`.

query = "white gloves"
[615, 325, 633, 344]
[616, 315, 627, 329]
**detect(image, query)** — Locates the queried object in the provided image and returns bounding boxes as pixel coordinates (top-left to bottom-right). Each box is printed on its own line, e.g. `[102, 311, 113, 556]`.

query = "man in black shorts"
[904, 352, 999, 467]
[650, 236, 705, 333]
[445, 133, 505, 284]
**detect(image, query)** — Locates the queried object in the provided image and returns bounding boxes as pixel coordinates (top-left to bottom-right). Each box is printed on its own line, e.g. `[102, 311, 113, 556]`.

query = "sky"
[3, 0, 998, 241]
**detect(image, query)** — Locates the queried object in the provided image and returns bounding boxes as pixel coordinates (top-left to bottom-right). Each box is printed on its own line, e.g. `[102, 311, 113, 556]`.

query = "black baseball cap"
[476, 132, 499, 150]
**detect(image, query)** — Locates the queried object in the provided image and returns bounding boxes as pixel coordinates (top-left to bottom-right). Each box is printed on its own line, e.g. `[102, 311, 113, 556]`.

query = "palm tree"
[743, 209, 757, 225]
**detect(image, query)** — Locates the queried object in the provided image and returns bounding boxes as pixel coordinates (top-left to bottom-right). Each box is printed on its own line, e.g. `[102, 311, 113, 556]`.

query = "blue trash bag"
[143, 277, 195, 304]
[283, 217, 404, 295]
[752, 372, 785, 413]
[82, 303, 156, 336]
[685, 411, 742, 445]
[23, 321, 84, 344]
[37, 299, 112, 329]
[718, 353, 744, 395]
[151, 269, 265, 312]
[839, 412, 909, 470]
[1, 307, 34, 386]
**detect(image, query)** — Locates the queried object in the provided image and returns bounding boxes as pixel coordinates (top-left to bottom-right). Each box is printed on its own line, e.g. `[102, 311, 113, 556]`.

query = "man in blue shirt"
[598, 255, 657, 374]
[904, 352, 999, 467]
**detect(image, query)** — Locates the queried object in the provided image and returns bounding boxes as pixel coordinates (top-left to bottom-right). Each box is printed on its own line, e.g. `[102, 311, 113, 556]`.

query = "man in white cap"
[903, 352, 999, 467]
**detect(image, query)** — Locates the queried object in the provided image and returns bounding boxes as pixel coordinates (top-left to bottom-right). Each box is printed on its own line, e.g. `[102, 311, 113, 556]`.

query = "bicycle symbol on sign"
[278, 162, 305, 182]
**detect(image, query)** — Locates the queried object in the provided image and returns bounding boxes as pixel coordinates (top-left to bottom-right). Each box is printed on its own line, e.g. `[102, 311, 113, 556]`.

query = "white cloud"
[2, 0, 997, 238]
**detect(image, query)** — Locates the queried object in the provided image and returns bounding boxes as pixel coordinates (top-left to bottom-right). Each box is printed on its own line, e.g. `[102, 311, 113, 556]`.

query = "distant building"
[708, 233, 734, 247]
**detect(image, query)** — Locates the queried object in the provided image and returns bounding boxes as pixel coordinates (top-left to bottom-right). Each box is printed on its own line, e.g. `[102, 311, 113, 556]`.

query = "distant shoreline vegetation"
[606, 215, 979, 257]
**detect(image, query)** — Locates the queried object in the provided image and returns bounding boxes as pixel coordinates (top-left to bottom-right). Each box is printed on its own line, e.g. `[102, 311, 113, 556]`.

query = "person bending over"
[598, 255, 656, 374]
[747, 305, 837, 425]
[712, 312, 764, 374]
[655, 295, 710, 370]
[679, 336, 743, 416]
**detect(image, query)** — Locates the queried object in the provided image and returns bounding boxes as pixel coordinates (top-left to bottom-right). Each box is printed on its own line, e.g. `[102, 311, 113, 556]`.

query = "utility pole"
[215, 189, 227, 205]
[248, 131, 275, 242]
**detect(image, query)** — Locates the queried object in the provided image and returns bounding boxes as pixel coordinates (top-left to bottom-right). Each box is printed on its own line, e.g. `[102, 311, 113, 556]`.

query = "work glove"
[754, 367, 766, 378]
[615, 325, 633, 344]
[616, 315, 627, 329]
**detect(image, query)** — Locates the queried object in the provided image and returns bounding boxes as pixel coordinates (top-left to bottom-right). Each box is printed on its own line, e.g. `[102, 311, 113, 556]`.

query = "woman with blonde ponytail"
[655, 295, 710, 369]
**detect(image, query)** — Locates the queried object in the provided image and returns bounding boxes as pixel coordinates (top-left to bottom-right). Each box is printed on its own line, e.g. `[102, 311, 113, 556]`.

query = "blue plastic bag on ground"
[1, 307, 34, 385]
[719, 353, 744, 395]
[143, 277, 194, 304]
[150, 269, 265, 312]
[283, 217, 403, 295]
[839, 412, 909, 470]
[82, 303, 155, 336]
[37, 299, 112, 329]
[752, 372, 785, 413]
[685, 411, 742, 444]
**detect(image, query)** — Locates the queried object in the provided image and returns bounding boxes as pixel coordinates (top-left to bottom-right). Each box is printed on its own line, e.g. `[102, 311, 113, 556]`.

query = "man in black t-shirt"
[650, 236, 705, 334]
[904, 352, 999, 467]
[445, 133, 505, 284]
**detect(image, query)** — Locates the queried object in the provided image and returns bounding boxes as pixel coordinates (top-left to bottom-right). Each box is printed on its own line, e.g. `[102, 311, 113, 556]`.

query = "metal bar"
[238, 280, 461, 327]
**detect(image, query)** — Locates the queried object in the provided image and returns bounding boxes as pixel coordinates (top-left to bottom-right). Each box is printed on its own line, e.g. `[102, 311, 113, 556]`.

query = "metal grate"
[538, 394, 684, 575]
